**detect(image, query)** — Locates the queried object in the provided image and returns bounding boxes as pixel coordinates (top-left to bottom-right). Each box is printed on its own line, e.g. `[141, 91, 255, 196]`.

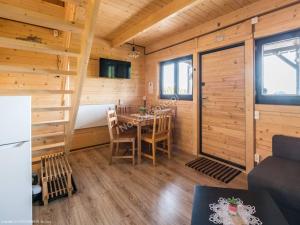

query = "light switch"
[255, 153, 260, 163]
[255, 111, 260, 120]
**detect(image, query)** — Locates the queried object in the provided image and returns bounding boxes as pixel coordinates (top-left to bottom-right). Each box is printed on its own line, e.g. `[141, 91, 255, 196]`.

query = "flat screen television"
[99, 58, 131, 79]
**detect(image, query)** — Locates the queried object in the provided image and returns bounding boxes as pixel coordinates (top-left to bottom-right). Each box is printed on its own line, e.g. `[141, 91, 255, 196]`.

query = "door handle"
[202, 97, 208, 100]
[0, 141, 27, 151]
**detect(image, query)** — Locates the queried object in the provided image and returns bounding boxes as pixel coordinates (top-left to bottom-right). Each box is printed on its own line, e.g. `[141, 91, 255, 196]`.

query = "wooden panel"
[0, 37, 79, 57]
[192, 39, 199, 156]
[197, 21, 252, 52]
[69, 38, 145, 149]
[255, 3, 300, 38]
[201, 46, 246, 166]
[66, 0, 101, 152]
[255, 104, 300, 161]
[0, 2, 73, 158]
[0, 2, 83, 33]
[145, 40, 195, 153]
[71, 127, 110, 150]
[145, 0, 298, 53]
[245, 39, 255, 172]
[132, 0, 259, 46]
[110, 0, 199, 47]
[78, 38, 145, 105]
[0, 0, 65, 17]
[92, 0, 259, 46]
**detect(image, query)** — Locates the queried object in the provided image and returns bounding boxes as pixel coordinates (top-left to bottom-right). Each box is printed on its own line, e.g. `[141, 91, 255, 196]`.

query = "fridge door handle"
[0, 141, 27, 151]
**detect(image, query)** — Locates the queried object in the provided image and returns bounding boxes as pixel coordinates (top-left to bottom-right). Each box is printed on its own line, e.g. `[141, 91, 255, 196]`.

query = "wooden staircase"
[0, 0, 100, 164]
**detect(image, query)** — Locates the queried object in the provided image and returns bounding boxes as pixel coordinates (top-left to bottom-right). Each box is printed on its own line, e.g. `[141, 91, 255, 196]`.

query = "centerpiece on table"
[138, 106, 147, 115]
[209, 197, 262, 225]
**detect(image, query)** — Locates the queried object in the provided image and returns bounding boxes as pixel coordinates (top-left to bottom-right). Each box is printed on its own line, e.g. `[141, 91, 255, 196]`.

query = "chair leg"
[116, 142, 119, 153]
[152, 142, 156, 166]
[132, 141, 135, 166]
[167, 137, 171, 159]
[109, 142, 114, 165]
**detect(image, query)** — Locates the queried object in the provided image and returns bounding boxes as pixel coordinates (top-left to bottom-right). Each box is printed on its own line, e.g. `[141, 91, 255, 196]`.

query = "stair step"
[0, 37, 80, 57]
[32, 132, 65, 139]
[0, 65, 76, 76]
[32, 120, 69, 126]
[0, 89, 73, 95]
[0, 3, 84, 34]
[32, 156, 41, 164]
[32, 142, 65, 152]
[32, 106, 71, 112]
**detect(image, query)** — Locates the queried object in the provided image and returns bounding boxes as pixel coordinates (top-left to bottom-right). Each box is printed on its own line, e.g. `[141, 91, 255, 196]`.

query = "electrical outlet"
[53, 30, 59, 37]
[255, 111, 260, 120]
[216, 35, 224, 42]
[255, 153, 260, 163]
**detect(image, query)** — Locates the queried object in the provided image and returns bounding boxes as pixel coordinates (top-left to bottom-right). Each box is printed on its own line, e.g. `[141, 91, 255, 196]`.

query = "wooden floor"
[33, 145, 247, 225]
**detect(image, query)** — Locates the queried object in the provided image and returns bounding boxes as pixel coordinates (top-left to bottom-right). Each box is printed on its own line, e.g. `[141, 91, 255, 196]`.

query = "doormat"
[185, 157, 241, 183]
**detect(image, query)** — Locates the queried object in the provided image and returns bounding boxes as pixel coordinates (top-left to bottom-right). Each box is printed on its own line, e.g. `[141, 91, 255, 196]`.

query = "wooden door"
[200, 45, 246, 167]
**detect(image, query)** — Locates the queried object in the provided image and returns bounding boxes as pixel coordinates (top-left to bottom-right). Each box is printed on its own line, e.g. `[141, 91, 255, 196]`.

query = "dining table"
[117, 113, 155, 164]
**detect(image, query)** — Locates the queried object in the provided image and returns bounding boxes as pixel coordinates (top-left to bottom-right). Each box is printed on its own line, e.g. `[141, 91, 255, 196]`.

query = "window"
[256, 30, 300, 105]
[160, 55, 193, 100]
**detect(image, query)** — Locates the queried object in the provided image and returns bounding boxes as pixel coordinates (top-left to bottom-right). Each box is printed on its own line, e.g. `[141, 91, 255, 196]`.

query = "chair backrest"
[116, 105, 138, 114]
[152, 112, 172, 139]
[116, 105, 128, 114]
[107, 109, 119, 141]
[149, 105, 176, 117]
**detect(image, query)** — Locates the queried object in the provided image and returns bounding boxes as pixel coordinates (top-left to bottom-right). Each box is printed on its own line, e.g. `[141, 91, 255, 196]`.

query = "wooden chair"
[107, 109, 136, 165]
[116, 105, 138, 114]
[149, 105, 177, 142]
[141, 112, 172, 166]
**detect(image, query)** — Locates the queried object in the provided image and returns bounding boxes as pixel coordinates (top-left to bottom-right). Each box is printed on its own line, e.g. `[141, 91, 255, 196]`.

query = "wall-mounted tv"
[99, 58, 131, 79]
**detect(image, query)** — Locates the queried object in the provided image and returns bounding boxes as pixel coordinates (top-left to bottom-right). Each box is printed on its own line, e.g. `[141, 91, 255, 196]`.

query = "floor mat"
[185, 157, 241, 183]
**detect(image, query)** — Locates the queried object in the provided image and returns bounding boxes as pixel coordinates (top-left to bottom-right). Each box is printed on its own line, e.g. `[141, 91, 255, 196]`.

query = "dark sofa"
[248, 135, 300, 225]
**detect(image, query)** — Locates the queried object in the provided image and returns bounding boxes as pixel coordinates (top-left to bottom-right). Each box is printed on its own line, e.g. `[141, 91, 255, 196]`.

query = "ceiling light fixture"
[128, 40, 140, 59]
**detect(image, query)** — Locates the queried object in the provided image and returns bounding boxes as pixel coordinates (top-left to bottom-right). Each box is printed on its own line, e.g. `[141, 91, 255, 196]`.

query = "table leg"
[137, 124, 141, 164]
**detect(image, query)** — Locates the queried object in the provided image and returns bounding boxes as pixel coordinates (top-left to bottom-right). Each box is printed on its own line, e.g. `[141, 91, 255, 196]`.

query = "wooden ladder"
[0, 0, 100, 163]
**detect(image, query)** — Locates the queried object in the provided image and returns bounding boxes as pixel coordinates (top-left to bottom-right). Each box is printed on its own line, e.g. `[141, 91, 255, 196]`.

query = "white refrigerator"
[0, 96, 32, 225]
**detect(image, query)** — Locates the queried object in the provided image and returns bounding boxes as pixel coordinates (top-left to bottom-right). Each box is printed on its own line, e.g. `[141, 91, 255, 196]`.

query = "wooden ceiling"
[94, 0, 260, 47]
[0, 0, 261, 48]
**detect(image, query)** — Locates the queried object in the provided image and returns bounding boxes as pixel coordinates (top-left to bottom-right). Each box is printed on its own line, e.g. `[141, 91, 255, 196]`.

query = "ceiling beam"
[59, 0, 87, 7]
[145, 0, 300, 54]
[0, 2, 83, 33]
[111, 0, 198, 47]
[0, 65, 76, 76]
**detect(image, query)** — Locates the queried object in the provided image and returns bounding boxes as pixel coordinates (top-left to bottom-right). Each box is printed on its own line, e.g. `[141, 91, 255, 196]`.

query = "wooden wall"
[0, 0, 145, 152]
[144, 2, 300, 170]
[253, 3, 300, 161]
[145, 21, 253, 158]
[1, 0, 300, 169]
[145, 40, 196, 153]
[255, 105, 300, 160]
[70, 38, 145, 150]
[0, 0, 68, 155]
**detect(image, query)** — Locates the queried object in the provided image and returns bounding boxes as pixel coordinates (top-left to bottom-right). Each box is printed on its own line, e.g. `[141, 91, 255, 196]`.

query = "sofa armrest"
[273, 135, 300, 161]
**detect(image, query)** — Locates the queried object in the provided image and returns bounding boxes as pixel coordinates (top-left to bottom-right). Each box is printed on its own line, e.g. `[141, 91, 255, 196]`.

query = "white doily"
[209, 198, 262, 225]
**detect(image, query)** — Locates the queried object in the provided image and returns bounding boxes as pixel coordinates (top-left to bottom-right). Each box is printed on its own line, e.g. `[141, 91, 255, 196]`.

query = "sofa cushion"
[273, 135, 300, 162]
[248, 156, 300, 211]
